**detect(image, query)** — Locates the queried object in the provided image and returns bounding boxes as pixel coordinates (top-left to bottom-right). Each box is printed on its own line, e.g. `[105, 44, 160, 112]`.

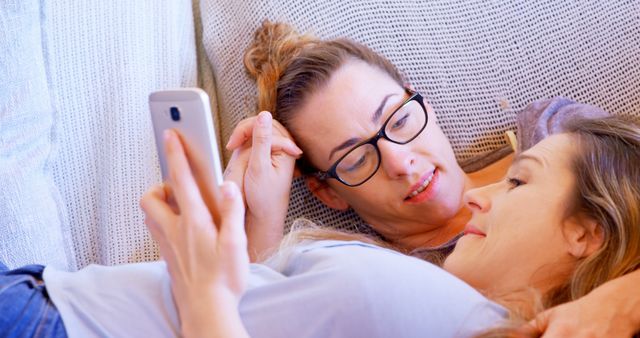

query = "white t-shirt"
[43, 240, 506, 338]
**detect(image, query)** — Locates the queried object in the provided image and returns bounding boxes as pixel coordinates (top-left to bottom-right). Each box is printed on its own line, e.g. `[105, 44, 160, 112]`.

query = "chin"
[425, 196, 461, 223]
[441, 248, 461, 271]
[441, 255, 465, 280]
[442, 243, 472, 273]
[435, 173, 465, 214]
[442, 258, 483, 291]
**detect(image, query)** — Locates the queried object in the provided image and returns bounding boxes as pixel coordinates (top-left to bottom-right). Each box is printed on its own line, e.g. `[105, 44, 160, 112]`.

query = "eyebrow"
[512, 153, 546, 168]
[371, 94, 396, 124]
[328, 93, 397, 161]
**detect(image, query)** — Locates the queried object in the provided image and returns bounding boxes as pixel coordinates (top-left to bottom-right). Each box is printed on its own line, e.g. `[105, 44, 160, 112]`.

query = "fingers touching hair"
[243, 20, 405, 125]
[243, 20, 405, 174]
[243, 21, 317, 114]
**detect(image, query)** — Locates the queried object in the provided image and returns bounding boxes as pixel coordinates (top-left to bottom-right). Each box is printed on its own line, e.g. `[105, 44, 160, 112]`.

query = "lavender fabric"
[461, 96, 610, 173]
[516, 97, 610, 152]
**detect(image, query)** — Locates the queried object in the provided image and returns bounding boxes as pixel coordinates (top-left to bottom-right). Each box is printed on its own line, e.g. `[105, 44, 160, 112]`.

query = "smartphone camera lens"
[170, 107, 181, 121]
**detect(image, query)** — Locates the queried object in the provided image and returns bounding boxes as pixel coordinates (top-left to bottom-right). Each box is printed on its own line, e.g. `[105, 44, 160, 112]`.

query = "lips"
[404, 168, 438, 203]
[463, 224, 486, 237]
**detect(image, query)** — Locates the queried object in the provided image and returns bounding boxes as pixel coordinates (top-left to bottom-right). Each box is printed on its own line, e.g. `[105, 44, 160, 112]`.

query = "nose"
[378, 140, 416, 178]
[463, 184, 493, 213]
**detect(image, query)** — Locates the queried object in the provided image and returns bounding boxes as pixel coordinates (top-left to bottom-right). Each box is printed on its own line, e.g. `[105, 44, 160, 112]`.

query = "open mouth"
[404, 168, 437, 201]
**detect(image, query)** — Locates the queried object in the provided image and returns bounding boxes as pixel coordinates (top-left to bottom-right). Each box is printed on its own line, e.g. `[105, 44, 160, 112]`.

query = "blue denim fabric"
[0, 264, 68, 338]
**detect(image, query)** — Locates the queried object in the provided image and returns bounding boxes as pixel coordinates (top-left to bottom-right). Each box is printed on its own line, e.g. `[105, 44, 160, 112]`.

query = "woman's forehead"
[325, 60, 404, 100]
[292, 61, 406, 155]
[518, 133, 575, 173]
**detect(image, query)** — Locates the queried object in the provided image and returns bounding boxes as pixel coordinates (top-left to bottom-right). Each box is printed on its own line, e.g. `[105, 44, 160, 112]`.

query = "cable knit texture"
[0, 0, 75, 270]
[42, 0, 201, 268]
[516, 97, 610, 152]
[200, 0, 640, 234]
[2, 1, 640, 268]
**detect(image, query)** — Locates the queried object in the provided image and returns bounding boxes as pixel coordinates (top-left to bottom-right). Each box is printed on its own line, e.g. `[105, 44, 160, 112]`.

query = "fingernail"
[162, 129, 173, 147]
[258, 111, 271, 126]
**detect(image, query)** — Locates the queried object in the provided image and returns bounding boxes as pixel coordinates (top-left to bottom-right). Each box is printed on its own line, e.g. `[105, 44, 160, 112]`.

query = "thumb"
[218, 181, 247, 245]
[249, 111, 273, 172]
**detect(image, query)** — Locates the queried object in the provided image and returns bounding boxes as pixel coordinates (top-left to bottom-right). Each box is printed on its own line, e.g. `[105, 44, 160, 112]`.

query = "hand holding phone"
[149, 88, 224, 188]
[149, 88, 225, 220]
[141, 108, 249, 337]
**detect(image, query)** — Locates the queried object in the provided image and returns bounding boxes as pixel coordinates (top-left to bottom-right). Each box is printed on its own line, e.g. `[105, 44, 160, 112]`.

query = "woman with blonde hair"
[139, 114, 640, 338]
[225, 21, 640, 336]
[3, 114, 638, 338]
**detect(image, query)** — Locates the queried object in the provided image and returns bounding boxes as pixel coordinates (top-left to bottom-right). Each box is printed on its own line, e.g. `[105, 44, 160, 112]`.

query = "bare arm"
[224, 112, 301, 262]
[141, 129, 250, 338]
[531, 269, 640, 337]
[180, 287, 249, 338]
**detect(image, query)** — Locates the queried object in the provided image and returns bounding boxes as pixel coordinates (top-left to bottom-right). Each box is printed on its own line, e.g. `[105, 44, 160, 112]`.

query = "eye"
[391, 113, 410, 129]
[506, 177, 525, 189]
[344, 155, 367, 172]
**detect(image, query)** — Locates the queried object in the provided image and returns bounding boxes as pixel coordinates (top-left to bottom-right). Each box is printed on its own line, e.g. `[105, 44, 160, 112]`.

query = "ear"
[305, 176, 350, 211]
[563, 215, 605, 259]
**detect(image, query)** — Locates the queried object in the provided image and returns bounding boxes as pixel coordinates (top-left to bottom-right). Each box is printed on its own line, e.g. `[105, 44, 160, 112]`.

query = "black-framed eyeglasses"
[315, 90, 428, 187]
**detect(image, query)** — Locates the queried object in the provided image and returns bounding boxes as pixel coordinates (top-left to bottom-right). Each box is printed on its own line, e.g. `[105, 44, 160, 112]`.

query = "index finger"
[163, 129, 208, 216]
[223, 147, 250, 193]
[226, 116, 258, 150]
[226, 114, 302, 156]
[249, 111, 274, 171]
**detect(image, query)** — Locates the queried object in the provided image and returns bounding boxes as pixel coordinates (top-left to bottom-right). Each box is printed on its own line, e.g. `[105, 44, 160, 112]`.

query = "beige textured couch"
[1, 0, 638, 270]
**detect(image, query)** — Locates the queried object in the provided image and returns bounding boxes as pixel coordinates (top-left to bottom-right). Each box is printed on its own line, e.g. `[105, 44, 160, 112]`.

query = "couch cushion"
[0, 0, 75, 269]
[200, 0, 640, 232]
[43, 1, 201, 268]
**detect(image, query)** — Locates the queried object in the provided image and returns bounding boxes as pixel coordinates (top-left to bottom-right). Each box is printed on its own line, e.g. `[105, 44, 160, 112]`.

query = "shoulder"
[315, 241, 506, 335]
[247, 240, 505, 337]
[278, 240, 486, 304]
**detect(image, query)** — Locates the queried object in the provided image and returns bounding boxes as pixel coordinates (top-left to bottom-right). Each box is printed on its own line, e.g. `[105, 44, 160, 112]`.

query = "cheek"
[483, 212, 563, 271]
[415, 123, 456, 162]
[432, 128, 456, 161]
[330, 181, 382, 205]
[445, 214, 526, 285]
[484, 208, 537, 258]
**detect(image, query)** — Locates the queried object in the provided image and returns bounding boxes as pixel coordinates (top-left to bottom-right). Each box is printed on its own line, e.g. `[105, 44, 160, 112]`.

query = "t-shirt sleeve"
[43, 262, 180, 338]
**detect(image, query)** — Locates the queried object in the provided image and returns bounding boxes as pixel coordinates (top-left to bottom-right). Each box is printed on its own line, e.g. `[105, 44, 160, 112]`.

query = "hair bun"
[244, 20, 317, 113]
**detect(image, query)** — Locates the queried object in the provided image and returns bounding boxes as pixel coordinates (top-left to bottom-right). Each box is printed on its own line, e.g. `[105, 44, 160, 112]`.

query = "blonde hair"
[244, 20, 405, 175]
[478, 116, 640, 337]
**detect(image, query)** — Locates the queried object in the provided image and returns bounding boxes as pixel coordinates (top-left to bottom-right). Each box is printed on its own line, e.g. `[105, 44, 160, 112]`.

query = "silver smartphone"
[149, 88, 224, 187]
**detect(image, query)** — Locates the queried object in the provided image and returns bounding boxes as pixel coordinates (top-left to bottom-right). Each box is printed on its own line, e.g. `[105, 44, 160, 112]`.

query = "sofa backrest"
[0, 0, 75, 270]
[201, 0, 640, 233]
[1, 0, 210, 269]
[2, 0, 639, 268]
